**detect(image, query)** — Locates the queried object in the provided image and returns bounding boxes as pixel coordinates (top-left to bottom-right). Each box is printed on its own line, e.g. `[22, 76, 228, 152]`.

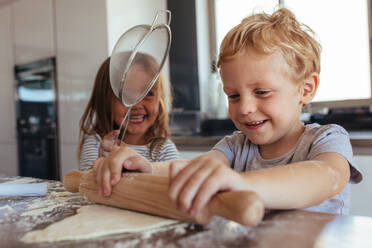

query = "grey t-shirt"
[213, 123, 362, 215]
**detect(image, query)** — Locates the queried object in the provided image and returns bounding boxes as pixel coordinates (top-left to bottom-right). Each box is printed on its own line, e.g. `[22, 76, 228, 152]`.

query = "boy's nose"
[239, 97, 257, 115]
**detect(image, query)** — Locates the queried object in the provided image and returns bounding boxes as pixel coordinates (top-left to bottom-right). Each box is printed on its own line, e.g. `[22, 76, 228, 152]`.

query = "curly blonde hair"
[217, 8, 321, 82]
[78, 54, 172, 160]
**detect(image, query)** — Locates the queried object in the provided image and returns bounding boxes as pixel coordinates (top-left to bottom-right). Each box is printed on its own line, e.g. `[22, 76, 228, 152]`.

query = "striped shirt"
[79, 134, 180, 171]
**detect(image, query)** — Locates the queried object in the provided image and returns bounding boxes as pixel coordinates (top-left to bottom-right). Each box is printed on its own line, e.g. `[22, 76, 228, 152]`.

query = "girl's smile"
[113, 84, 160, 145]
[129, 114, 146, 124]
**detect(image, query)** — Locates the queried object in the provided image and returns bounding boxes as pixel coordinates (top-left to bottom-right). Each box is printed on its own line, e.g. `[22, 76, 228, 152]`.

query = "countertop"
[172, 130, 372, 155]
[1, 176, 372, 248]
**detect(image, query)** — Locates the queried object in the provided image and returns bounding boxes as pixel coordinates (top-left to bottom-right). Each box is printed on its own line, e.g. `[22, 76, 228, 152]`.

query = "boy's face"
[113, 65, 160, 145]
[220, 46, 306, 154]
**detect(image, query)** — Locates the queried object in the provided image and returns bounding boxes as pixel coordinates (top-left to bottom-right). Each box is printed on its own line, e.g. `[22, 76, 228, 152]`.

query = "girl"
[78, 54, 179, 171]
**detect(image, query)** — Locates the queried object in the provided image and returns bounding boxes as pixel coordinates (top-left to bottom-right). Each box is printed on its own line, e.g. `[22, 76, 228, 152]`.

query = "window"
[213, 0, 372, 112]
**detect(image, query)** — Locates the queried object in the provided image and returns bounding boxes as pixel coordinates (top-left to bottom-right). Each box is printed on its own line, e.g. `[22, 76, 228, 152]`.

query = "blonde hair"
[78, 54, 172, 160]
[217, 8, 321, 82]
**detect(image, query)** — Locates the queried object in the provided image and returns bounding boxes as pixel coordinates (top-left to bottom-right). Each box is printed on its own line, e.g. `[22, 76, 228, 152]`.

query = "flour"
[0, 179, 90, 235]
[21, 205, 179, 243]
[0, 204, 14, 212]
[2, 177, 40, 184]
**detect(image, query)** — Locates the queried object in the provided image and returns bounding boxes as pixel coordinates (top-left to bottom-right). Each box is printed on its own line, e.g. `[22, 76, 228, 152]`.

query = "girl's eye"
[146, 91, 154, 97]
[228, 94, 239, 100]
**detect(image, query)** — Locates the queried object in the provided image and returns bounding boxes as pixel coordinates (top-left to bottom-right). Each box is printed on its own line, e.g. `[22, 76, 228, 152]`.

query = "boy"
[94, 8, 362, 216]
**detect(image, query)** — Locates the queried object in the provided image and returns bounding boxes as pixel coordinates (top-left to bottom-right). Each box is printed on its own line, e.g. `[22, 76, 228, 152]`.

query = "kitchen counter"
[1, 176, 372, 248]
[172, 130, 372, 155]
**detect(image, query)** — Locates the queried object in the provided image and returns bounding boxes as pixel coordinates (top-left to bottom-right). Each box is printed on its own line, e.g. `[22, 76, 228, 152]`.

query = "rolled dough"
[21, 204, 177, 243]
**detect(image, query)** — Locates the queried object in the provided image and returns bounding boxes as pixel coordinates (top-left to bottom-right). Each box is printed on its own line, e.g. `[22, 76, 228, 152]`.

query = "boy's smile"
[220, 46, 307, 158]
[243, 120, 268, 130]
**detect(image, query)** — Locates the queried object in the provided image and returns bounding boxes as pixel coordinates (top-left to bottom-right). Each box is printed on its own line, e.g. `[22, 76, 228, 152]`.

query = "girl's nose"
[239, 96, 257, 115]
[131, 101, 144, 110]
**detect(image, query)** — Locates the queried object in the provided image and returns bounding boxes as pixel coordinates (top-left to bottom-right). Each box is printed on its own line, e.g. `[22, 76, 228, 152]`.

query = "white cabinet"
[350, 155, 372, 217]
[13, 0, 55, 64]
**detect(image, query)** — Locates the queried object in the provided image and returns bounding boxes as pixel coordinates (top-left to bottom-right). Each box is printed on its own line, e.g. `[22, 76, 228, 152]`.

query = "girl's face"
[220, 46, 307, 159]
[112, 65, 160, 145]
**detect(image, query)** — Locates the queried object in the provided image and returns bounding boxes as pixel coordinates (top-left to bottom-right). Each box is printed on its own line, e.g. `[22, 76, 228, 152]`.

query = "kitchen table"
[1, 176, 371, 248]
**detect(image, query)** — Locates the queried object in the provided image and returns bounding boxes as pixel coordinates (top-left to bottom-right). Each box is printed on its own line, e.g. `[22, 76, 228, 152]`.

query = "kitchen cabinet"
[351, 155, 372, 217]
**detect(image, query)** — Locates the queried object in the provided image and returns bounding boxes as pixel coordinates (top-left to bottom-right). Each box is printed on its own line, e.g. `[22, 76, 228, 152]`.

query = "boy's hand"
[93, 145, 152, 197]
[168, 155, 248, 216]
[99, 130, 120, 157]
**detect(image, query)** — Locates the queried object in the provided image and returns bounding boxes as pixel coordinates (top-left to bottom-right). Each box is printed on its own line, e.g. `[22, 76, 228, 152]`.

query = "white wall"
[55, 0, 109, 178]
[106, 0, 170, 77]
[13, 0, 55, 64]
[0, 4, 17, 176]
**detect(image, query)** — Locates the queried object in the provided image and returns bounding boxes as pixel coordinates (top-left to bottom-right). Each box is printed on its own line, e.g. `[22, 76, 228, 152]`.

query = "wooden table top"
[1, 176, 372, 248]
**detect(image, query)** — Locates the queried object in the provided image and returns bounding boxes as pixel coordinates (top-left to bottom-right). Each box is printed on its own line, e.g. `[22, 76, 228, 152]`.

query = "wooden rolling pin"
[63, 170, 264, 226]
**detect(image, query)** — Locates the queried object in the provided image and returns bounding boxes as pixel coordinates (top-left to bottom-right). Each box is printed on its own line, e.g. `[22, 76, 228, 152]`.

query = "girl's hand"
[168, 155, 248, 216]
[93, 145, 152, 197]
[99, 130, 120, 157]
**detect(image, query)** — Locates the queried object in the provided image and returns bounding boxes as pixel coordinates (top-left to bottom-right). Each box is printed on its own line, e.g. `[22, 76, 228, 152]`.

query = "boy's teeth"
[248, 120, 264, 125]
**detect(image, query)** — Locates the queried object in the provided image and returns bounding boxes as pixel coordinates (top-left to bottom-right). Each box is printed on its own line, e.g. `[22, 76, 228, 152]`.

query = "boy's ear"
[300, 72, 319, 105]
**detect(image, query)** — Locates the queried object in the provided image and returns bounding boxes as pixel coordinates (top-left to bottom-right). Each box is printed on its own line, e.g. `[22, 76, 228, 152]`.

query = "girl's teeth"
[130, 115, 144, 123]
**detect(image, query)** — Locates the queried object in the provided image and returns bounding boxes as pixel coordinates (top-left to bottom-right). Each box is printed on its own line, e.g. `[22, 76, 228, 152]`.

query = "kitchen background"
[0, 0, 371, 217]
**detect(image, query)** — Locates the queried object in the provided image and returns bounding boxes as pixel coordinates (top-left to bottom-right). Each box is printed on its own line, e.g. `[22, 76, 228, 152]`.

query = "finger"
[102, 150, 110, 157]
[169, 160, 189, 179]
[101, 140, 115, 155]
[93, 158, 104, 183]
[96, 161, 105, 196]
[108, 148, 133, 185]
[98, 145, 104, 157]
[93, 157, 103, 172]
[176, 164, 216, 213]
[108, 158, 125, 186]
[123, 156, 152, 173]
[106, 129, 120, 140]
[168, 159, 204, 206]
[190, 169, 228, 215]
[99, 162, 113, 197]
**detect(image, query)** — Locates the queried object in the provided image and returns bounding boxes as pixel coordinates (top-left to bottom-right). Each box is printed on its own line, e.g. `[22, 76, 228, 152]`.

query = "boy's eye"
[255, 90, 270, 96]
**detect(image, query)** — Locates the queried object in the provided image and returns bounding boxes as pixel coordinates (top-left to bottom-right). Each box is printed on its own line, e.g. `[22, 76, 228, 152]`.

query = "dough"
[21, 205, 177, 243]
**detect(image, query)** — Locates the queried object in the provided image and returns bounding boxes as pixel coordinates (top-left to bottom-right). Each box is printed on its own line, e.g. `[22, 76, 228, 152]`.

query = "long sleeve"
[79, 134, 101, 171]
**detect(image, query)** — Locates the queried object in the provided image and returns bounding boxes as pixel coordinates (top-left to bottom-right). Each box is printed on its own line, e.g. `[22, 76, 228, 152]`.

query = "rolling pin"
[63, 170, 264, 226]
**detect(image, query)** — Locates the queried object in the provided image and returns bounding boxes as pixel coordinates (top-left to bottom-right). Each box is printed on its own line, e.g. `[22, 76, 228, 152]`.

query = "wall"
[0, 4, 17, 176]
[55, 0, 109, 178]
[12, 0, 55, 64]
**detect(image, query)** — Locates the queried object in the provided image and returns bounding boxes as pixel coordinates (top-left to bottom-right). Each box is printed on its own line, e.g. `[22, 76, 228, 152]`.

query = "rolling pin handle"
[196, 191, 264, 227]
[63, 170, 84, 193]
